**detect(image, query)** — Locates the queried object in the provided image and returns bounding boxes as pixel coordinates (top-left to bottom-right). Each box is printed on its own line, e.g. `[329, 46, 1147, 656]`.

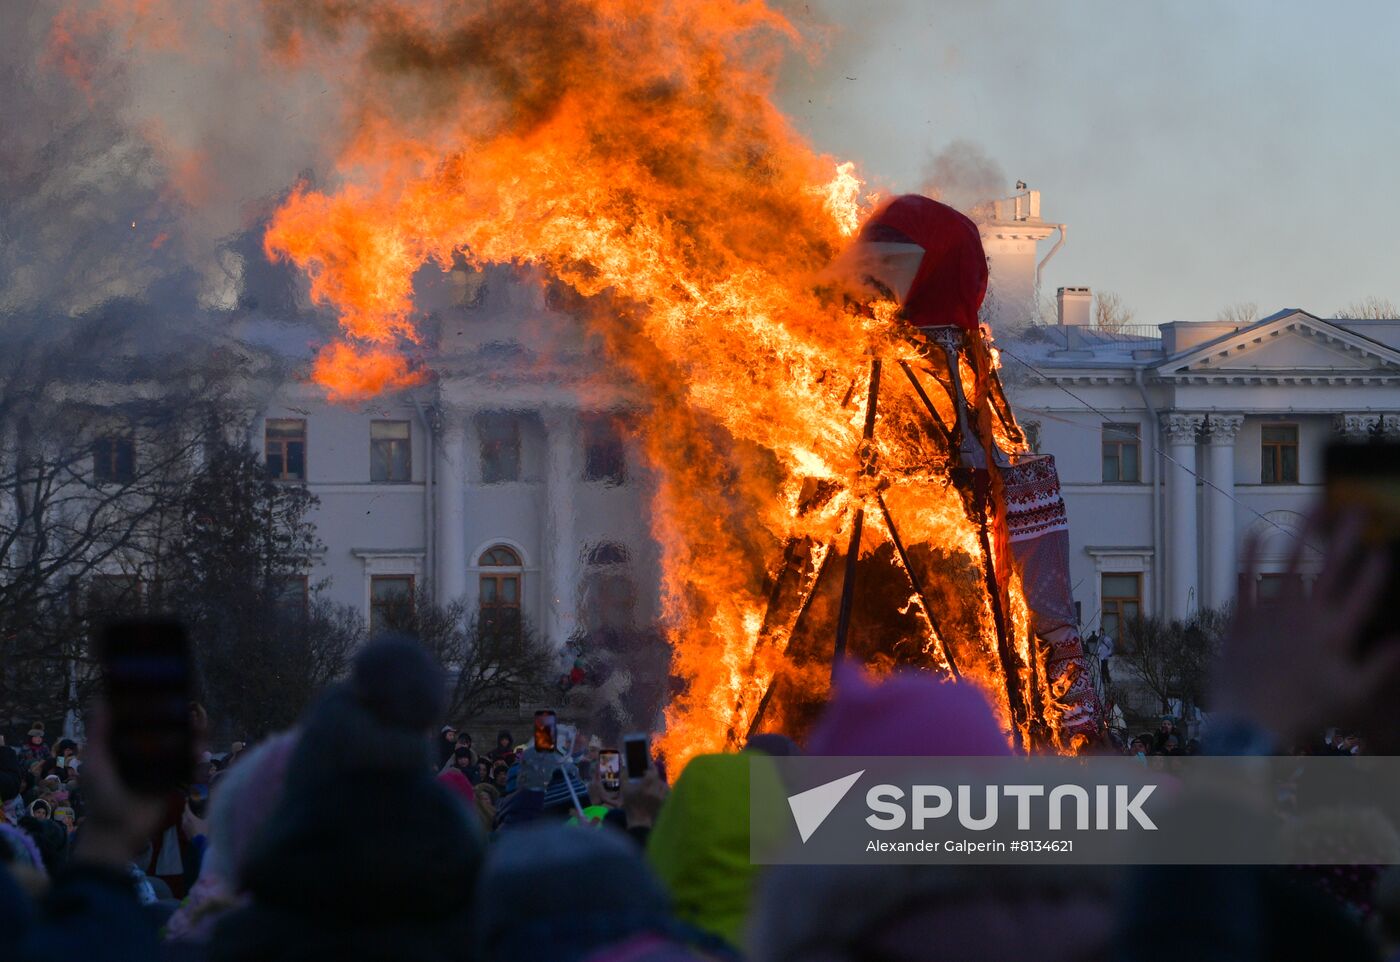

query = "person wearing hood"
[210, 638, 484, 962]
[445, 745, 476, 781]
[487, 730, 515, 765]
[19, 799, 68, 875]
[645, 753, 784, 951]
[437, 725, 459, 770]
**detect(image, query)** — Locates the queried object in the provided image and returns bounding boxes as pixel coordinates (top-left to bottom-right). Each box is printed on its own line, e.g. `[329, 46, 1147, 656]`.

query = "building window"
[369, 575, 414, 637]
[478, 414, 520, 484]
[370, 420, 411, 483]
[1253, 573, 1304, 606]
[479, 545, 522, 640]
[1261, 424, 1299, 484]
[1100, 573, 1142, 643]
[93, 435, 136, 485]
[276, 575, 310, 619]
[582, 413, 627, 485]
[1101, 423, 1140, 483]
[265, 419, 307, 481]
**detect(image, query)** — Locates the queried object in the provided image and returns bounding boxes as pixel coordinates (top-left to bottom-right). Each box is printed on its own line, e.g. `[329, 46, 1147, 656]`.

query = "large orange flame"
[62, 0, 1069, 766]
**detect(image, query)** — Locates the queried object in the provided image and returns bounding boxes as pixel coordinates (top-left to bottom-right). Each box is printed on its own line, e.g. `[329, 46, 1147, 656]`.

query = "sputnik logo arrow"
[787, 770, 864, 843]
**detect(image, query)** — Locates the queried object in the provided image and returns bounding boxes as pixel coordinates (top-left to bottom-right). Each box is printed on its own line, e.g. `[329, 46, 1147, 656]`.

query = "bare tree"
[1114, 607, 1229, 719]
[162, 441, 360, 739]
[1217, 302, 1259, 326]
[378, 589, 557, 724]
[1335, 296, 1400, 320]
[1093, 290, 1134, 333]
[0, 313, 249, 728]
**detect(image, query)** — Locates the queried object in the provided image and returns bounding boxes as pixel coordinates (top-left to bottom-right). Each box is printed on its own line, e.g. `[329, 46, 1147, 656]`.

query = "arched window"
[479, 545, 522, 640]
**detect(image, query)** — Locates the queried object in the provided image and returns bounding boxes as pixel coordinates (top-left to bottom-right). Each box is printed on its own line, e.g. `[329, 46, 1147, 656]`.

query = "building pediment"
[1155, 310, 1400, 382]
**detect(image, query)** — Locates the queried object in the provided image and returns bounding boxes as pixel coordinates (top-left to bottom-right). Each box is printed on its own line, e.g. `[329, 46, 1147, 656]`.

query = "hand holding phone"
[99, 619, 194, 795]
[533, 710, 557, 753]
[599, 749, 621, 792]
[623, 732, 650, 782]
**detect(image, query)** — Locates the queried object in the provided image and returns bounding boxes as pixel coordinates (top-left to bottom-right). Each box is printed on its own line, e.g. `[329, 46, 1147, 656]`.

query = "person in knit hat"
[805, 663, 1011, 757]
[18, 725, 50, 768]
[211, 638, 484, 962]
[163, 730, 301, 946]
[474, 824, 722, 962]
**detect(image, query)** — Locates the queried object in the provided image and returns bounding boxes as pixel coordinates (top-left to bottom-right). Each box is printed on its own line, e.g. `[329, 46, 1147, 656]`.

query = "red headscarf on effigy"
[857, 194, 988, 331]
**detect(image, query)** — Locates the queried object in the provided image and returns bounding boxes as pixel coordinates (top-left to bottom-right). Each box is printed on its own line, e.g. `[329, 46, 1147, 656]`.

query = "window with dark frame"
[93, 435, 136, 485]
[582, 413, 627, 485]
[276, 575, 310, 620]
[1261, 424, 1299, 484]
[479, 545, 522, 641]
[370, 420, 411, 483]
[478, 414, 521, 484]
[265, 418, 307, 481]
[369, 575, 414, 637]
[1100, 572, 1142, 644]
[1101, 423, 1141, 483]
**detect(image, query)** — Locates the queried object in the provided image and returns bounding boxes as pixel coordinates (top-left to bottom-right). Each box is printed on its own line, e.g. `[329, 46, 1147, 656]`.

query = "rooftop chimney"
[1057, 286, 1091, 327]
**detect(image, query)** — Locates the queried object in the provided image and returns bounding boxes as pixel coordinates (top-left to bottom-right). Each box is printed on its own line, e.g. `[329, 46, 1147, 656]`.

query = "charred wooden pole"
[898, 359, 954, 448]
[925, 327, 1029, 749]
[744, 547, 833, 739]
[875, 491, 959, 679]
[831, 357, 882, 679]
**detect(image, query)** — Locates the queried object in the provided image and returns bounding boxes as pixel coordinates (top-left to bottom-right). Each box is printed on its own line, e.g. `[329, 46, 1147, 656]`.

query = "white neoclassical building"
[1000, 309, 1400, 637]
[247, 263, 662, 647]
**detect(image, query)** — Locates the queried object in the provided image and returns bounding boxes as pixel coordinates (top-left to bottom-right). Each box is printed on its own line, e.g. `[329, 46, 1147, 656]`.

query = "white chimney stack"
[1057, 286, 1091, 327]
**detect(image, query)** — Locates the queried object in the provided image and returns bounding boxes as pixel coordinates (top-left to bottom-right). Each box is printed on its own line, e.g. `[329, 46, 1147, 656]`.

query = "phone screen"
[533, 710, 557, 753]
[99, 619, 193, 795]
[623, 734, 649, 780]
[599, 749, 621, 791]
[1325, 442, 1400, 651]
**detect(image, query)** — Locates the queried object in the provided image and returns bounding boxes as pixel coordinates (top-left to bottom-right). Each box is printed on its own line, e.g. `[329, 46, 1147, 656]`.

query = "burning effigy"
[54, 0, 1101, 763]
[721, 194, 1103, 754]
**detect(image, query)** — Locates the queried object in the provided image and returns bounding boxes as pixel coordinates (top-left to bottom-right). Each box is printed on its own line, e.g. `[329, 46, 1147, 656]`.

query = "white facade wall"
[252, 264, 661, 648]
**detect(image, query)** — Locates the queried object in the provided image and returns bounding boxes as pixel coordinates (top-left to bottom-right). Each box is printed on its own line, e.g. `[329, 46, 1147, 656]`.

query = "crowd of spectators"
[0, 511, 1397, 961]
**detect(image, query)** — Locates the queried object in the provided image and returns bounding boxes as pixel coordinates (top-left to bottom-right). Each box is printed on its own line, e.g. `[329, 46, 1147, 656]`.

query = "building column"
[1204, 414, 1243, 609]
[435, 407, 470, 604]
[542, 408, 580, 648]
[1161, 413, 1204, 618]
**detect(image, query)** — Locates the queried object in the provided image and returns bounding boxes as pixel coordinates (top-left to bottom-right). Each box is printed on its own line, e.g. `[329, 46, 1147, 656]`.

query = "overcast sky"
[782, 0, 1400, 323]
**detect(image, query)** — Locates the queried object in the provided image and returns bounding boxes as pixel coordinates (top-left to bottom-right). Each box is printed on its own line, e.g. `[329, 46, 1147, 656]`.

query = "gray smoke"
[917, 139, 1008, 216]
[0, 0, 336, 345]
